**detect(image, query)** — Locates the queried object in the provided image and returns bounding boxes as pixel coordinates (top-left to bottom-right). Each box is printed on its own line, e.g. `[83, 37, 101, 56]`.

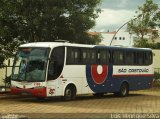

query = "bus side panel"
[55, 64, 153, 96]
[112, 65, 153, 91]
[110, 76, 153, 92]
[46, 80, 57, 97]
[61, 65, 90, 95]
[86, 75, 153, 94]
[86, 65, 153, 94]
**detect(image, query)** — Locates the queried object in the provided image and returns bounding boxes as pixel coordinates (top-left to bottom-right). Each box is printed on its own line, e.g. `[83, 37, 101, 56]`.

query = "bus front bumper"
[11, 87, 47, 98]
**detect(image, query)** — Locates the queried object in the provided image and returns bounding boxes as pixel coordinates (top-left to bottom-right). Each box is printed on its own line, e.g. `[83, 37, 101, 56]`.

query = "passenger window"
[67, 47, 97, 65]
[144, 52, 152, 65]
[83, 51, 87, 59]
[113, 50, 124, 65]
[125, 52, 136, 65]
[89, 49, 97, 64]
[137, 52, 144, 65]
[99, 50, 110, 64]
[82, 49, 91, 64]
[66, 47, 81, 64]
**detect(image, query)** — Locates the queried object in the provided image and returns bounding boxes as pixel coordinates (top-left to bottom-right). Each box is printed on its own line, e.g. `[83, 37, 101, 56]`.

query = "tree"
[127, 0, 160, 40]
[0, 52, 5, 68]
[0, 0, 102, 63]
[0, 0, 21, 66]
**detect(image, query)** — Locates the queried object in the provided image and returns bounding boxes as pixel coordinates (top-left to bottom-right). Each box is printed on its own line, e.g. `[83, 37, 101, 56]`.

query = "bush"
[153, 72, 160, 87]
[3, 75, 11, 87]
[0, 53, 5, 68]
[134, 38, 160, 49]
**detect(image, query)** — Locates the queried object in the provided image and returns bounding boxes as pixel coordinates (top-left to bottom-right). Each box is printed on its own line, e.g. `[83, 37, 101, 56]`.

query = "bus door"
[47, 46, 65, 96]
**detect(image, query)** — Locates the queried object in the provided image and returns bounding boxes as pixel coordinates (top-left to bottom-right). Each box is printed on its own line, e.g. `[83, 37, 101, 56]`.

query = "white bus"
[11, 41, 154, 100]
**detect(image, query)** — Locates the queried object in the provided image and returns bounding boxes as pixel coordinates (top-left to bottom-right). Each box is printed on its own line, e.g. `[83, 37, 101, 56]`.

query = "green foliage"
[154, 72, 160, 87]
[3, 75, 11, 87]
[0, 0, 102, 60]
[127, 0, 160, 40]
[154, 72, 160, 80]
[87, 33, 102, 45]
[134, 38, 151, 48]
[0, 53, 5, 67]
[134, 38, 160, 49]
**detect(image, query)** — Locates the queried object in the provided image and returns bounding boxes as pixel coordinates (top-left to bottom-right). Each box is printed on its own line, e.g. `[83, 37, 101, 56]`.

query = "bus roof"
[19, 42, 152, 51]
[19, 42, 96, 48]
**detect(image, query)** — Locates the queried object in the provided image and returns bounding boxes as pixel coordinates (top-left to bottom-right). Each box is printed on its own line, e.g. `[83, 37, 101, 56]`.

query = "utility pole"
[109, 18, 137, 46]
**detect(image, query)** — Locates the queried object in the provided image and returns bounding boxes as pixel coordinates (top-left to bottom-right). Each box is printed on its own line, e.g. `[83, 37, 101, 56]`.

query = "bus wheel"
[118, 82, 129, 97]
[63, 85, 76, 101]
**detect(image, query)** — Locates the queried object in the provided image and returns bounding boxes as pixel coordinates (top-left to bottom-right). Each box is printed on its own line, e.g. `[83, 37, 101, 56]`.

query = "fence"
[0, 58, 14, 92]
[0, 65, 12, 92]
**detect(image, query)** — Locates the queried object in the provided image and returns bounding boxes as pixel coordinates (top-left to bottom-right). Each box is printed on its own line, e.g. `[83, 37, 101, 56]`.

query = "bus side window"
[113, 50, 124, 65]
[125, 52, 135, 65]
[80, 48, 97, 65]
[66, 47, 81, 64]
[89, 49, 97, 64]
[82, 51, 86, 61]
[48, 47, 65, 80]
[99, 49, 110, 64]
[144, 51, 152, 65]
[137, 52, 144, 65]
[82, 49, 88, 64]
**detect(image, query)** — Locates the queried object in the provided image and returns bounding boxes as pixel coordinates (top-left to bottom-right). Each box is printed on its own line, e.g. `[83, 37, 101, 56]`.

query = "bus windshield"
[12, 47, 50, 82]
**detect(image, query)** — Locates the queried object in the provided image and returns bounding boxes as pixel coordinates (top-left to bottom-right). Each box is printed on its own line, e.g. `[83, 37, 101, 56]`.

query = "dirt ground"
[0, 89, 160, 119]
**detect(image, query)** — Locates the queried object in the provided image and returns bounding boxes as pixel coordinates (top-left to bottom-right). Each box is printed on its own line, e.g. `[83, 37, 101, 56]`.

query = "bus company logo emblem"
[49, 88, 55, 95]
[91, 65, 108, 84]
[86, 65, 113, 92]
[34, 82, 40, 87]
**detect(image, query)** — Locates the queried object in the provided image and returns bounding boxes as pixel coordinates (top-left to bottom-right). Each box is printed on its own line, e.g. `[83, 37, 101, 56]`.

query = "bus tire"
[118, 82, 129, 97]
[63, 85, 76, 101]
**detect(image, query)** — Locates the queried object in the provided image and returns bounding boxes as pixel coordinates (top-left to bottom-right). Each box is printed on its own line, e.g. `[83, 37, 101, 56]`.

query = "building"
[89, 28, 160, 46]
[88, 30, 136, 46]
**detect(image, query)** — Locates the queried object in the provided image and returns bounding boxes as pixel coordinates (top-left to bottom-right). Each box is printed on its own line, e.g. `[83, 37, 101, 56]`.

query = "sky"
[92, 0, 160, 32]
